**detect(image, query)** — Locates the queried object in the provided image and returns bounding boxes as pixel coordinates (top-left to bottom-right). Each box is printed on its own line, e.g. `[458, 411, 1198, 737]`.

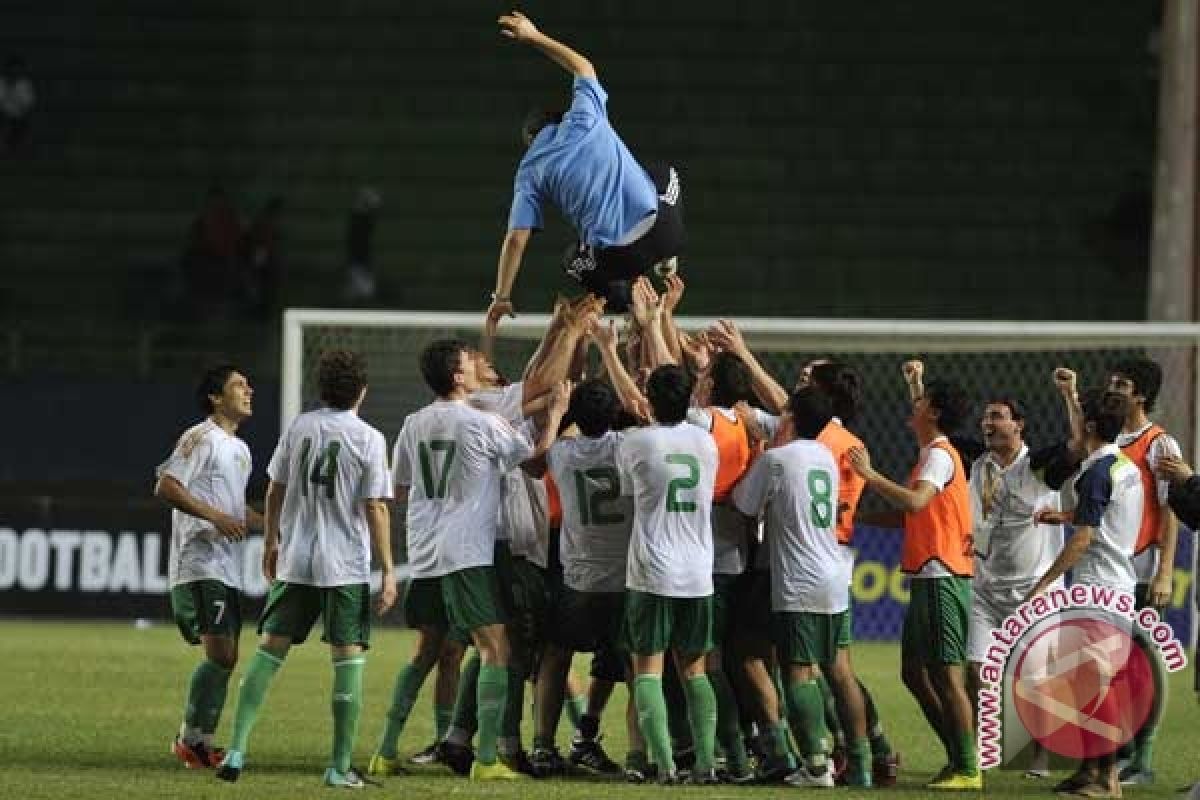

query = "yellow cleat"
[367, 752, 405, 777]
[928, 771, 984, 791]
[470, 760, 529, 781]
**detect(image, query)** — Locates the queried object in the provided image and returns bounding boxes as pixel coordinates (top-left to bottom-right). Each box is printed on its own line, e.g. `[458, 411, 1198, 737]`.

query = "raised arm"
[486, 227, 531, 333]
[631, 276, 676, 370]
[1053, 367, 1085, 459]
[523, 294, 602, 400]
[659, 273, 686, 365]
[902, 359, 924, 404]
[589, 318, 651, 420]
[848, 446, 939, 514]
[707, 319, 787, 414]
[498, 11, 597, 79]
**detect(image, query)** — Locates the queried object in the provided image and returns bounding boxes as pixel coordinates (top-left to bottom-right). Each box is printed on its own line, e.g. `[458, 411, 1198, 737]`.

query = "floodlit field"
[1, 620, 1195, 799]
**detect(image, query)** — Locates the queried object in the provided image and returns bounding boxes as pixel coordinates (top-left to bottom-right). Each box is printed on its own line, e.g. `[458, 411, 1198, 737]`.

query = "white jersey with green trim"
[618, 422, 718, 598]
[156, 419, 252, 589]
[547, 431, 634, 593]
[268, 408, 391, 587]
[393, 399, 535, 577]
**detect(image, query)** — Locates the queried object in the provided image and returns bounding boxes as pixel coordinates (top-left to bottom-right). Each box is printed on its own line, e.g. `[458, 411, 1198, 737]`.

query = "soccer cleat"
[928, 771, 984, 791]
[173, 736, 223, 769]
[530, 746, 570, 778]
[568, 735, 620, 774]
[215, 749, 244, 783]
[623, 752, 657, 784]
[1069, 782, 1121, 798]
[1119, 766, 1155, 786]
[873, 751, 901, 787]
[366, 752, 408, 777]
[785, 764, 836, 788]
[756, 753, 795, 784]
[1055, 771, 1094, 794]
[687, 768, 721, 785]
[501, 749, 537, 777]
[440, 741, 474, 776]
[717, 766, 758, 785]
[408, 742, 443, 766]
[1024, 768, 1051, 779]
[323, 766, 379, 788]
[672, 744, 696, 772]
[656, 770, 681, 785]
[470, 760, 529, 781]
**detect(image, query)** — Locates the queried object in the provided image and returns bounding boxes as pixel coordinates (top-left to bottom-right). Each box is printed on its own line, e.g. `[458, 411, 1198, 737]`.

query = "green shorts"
[403, 576, 448, 631]
[509, 557, 550, 674]
[259, 581, 371, 648]
[442, 566, 506, 635]
[623, 590, 713, 657]
[170, 580, 242, 644]
[837, 601, 853, 647]
[712, 572, 741, 646]
[902, 575, 971, 665]
[772, 610, 849, 666]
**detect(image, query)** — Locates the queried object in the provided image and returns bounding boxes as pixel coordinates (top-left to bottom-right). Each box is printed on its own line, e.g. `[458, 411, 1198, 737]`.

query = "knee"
[209, 651, 238, 671]
[901, 663, 925, 694]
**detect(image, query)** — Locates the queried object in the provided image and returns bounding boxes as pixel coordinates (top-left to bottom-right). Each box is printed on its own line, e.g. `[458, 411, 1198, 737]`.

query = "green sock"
[848, 737, 873, 786]
[785, 678, 831, 766]
[228, 647, 285, 754]
[332, 656, 365, 774]
[684, 675, 719, 773]
[633, 675, 675, 774]
[816, 673, 845, 747]
[450, 654, 481, 735]
[706, 669, 749, 775]
[501, 665, 525, 738]
[1132, 731, 1156, 771]
[377, 663, 427, 758]
[956, 732, 978, 776]
[859, 680, 893, 759]
[476, 664, 508, 765]
[769, 721, 797, 769]
[565, 694, 587, 732]
[184, 659, 233, 736]
[434, 704, 454, 741]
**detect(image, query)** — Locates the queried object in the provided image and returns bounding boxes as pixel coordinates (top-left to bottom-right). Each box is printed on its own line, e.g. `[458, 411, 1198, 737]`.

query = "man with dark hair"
[849, 360, 979, 790]
[217, 349, 396, 788]
[1103, 356, 1180, 785]
[155, 365, 261, 770]
[1027, 388, 1142, 799]
[486, 11, 684, 325]
[380, 339, 569, 782]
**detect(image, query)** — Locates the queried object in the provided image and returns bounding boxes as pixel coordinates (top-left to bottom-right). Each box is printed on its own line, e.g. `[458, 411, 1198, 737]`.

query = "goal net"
[282, 309, 1200, 641]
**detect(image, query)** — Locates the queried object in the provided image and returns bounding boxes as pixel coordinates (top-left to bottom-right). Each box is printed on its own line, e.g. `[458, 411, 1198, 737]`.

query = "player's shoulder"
[175, 419, 220, 456]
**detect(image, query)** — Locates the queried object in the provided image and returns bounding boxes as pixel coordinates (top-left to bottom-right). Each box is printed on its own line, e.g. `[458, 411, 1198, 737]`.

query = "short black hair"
[1109, 356, 1163, 412]
[568, 380, 619, 437]
[982, 396, 1026, 422]
[419, 339, 470, 397]
[522, 108, 564, 144]
[1082, 388, 1129, 443]
[809, 361, 863, 425]
[925, 379, 971, 434]
[196, 364, 240, 413]
[318, 349, 368, 410]
[709, 352, 754, 408]
[788, 386, 834, 439]
[646, 365, 693, 425]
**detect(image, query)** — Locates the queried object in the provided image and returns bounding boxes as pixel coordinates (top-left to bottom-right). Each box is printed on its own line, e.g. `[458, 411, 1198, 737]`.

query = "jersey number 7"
[419, 440, 457, 499]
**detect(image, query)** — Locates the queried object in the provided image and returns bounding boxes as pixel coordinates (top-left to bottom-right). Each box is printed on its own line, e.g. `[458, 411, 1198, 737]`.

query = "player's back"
[548, 430, 634, 593]
[1072, 449, 1144, 592]
[817, 420, 867, 546]
[270, 407, 389, 586]
[618, 423, 718, 598]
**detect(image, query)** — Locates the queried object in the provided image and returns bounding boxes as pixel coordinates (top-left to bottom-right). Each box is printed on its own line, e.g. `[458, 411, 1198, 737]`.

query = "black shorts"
[564, 162, 685, 310]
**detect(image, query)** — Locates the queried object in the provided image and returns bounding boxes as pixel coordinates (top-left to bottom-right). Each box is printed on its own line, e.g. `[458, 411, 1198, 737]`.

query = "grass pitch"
[1, 620, 1195, 799]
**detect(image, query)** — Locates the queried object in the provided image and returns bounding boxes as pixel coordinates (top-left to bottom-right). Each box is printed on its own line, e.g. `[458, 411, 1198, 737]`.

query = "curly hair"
[318, 349, 368, 410]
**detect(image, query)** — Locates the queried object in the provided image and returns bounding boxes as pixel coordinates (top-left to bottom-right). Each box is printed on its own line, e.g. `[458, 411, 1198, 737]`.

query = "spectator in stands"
[0, 55, 36, 153]
[344, 186, 381, 303]
[182, 184, 243, 312]
[240, 195, 285, 317]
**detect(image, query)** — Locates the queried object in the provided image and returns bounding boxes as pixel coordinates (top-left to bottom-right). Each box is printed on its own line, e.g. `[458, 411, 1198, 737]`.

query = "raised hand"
[662, 273, 686, 314]
[1053, 367, 1077, 396]
[901, 360, 924, 385]
[485, 296, 516, 337]
[706, 318, 749, 357]
[498, 10, 539, 42]
[588, 317, 619, 351]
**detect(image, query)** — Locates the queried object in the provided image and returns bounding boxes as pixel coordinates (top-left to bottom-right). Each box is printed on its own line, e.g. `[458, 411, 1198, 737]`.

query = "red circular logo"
[1011, 616, 1155, 759]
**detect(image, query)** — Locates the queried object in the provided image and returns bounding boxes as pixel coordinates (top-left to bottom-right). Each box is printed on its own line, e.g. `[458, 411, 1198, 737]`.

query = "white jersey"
[547, 431, 634, 593]
[1067, 444, 1143, 592]
[394, 399, 535, 576]
[970, 445, 1065, 604]
[471, 381, 525, 543]
[618, 423, 718, 598]
[687, 406, 753, 575]
[733, 439, 849, 613]
[268, 408, 392, 587]
[156, 420, 251, 588]
[503, 471, 551, 568]
[1115, 423, 1181, 581]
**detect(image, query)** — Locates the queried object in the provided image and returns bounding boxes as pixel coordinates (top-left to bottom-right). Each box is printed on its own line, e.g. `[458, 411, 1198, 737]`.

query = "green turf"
[0, 620, 1195, 799]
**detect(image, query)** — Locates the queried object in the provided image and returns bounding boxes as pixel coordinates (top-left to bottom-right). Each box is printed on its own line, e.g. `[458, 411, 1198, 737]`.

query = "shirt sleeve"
[915, 447, 955, 491]
[484, 416, 536, 472]
[507, 162, 543, 232]
[156, 431, 211, 486]
[1072, 462, 1113, 527]
[360, 430, 394, 500]
[568, 76, 608, 120]
[1147, 433, 1182, 505]
[391, 425, 412, 489]
[756, 410, 783, 443]
[686, 407, 714, 431]
[732, 454, 771, 517]
[617, 436, 636, 496]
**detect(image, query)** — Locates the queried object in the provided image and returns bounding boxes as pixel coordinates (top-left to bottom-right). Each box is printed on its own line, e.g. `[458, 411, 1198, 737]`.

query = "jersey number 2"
[665, 454, 700, 512]
[419, 440, 457, 499]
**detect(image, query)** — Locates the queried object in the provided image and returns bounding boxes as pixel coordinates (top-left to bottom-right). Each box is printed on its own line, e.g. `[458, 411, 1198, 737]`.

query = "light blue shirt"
[507, 76, 658, 248]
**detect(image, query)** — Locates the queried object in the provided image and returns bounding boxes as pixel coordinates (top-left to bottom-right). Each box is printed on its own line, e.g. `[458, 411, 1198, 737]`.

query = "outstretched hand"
[485, 297, 516, 336]
[498, 10, 539, 42]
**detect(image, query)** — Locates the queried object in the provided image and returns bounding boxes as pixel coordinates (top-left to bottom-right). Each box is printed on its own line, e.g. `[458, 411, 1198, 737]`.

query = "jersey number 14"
[298, 438, 341, 499]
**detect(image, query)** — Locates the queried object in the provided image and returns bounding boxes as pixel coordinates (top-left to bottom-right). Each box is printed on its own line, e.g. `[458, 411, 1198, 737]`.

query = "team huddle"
[155, 275, 1187, 794]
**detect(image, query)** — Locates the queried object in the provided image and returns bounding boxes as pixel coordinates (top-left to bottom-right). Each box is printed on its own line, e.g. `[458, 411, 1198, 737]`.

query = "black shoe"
[215, 764, 240, 783]
[569, 735, 621, 775]
[657, 770, 681, 785]
[687, 768, 721, 785]
[440, 741, 474, 777]
[530, 746, 570, 778]
[408, 741, 443, 766]
[673, 745, 696, 772]
[502, 749, 538, 777]
[756, 754, 794, 784]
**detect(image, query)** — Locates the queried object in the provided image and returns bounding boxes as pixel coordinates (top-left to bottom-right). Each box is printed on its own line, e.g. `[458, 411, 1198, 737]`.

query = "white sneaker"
[785, 764, 835, 788]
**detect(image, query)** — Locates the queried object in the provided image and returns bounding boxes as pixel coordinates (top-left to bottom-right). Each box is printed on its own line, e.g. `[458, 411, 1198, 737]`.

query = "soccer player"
[387, 339, 569, 782]
[487, 10, 684, 325]
[216, 350, 397, 788]
[618, 363, 721, 783]
[155, 365, 260, 769]
[1027, 389, 1143, 798]
[733, 386, 859, 787]
[1105, 357, 1181, 786]
[849, 361, 980, 790]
